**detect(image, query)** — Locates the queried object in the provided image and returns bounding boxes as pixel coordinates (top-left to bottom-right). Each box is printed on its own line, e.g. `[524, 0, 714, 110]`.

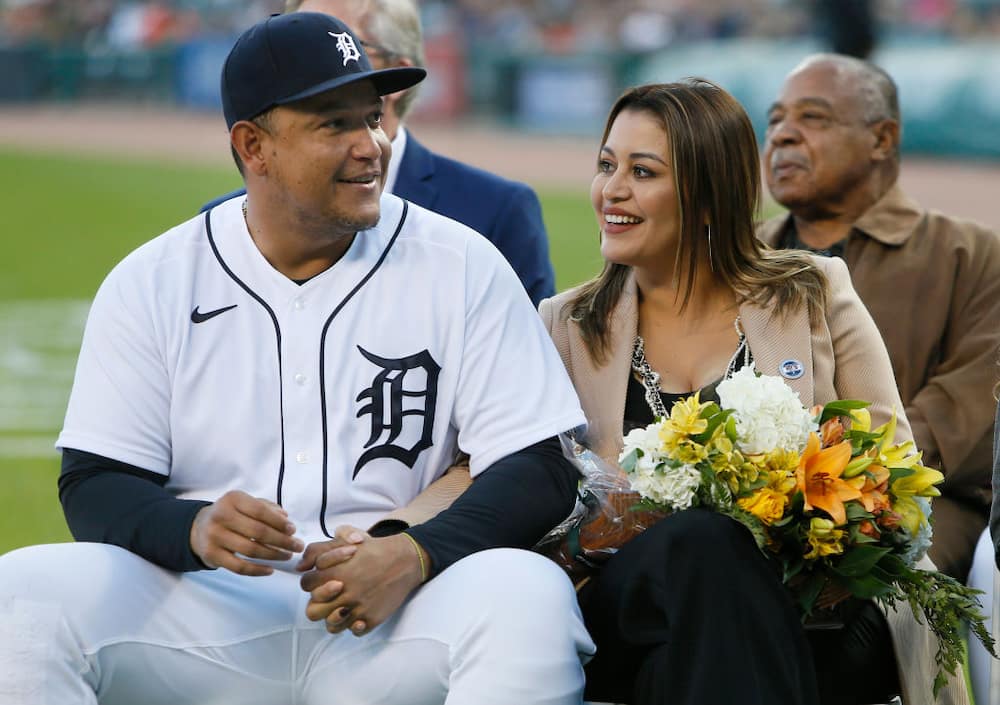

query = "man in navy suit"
[202, 0, 555, 307]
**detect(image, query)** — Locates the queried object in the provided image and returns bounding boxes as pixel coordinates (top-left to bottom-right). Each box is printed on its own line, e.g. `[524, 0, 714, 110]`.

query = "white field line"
[0, 300, 90, 458]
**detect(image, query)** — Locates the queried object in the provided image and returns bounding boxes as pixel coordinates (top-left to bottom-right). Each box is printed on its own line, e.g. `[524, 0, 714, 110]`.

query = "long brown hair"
[570, 80, 827, 363]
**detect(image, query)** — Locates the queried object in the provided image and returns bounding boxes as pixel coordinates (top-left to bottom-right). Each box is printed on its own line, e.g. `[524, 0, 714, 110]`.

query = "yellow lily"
[738, 487, 788, 526]
[884, 453, 941, 535]
[659, 392, 708, 448]
[753, 448, 801, 475]
[849, 407, 871, 433]
[710, 438, 757, 493]
[891, 461, 944, 499]
[738, 469, 798, 526]
[804, 517, 846, 560]
[871, 410, 899, 451]
[795, 432, 862, 526]
[879, 440, 922, 469]
[892, 495, 929, 536]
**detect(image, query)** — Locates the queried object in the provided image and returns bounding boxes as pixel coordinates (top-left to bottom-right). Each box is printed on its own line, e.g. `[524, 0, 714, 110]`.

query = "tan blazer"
[539, 255, 910, 464]
[539, 254, 969, 705]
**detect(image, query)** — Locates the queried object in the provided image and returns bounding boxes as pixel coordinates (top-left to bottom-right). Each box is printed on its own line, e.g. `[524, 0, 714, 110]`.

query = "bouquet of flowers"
[546, 365, 994, 694]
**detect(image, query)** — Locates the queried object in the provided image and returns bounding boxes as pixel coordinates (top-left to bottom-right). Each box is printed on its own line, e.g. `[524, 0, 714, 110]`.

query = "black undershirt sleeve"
[59, 448, 211, 572]
[60, 436, 577, 576]
[405, 436, 578, 578]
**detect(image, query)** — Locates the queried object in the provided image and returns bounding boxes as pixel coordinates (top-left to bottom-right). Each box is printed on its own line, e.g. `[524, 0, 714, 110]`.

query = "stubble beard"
[336, 208, 381, 234]
[298, 200, 381, 241]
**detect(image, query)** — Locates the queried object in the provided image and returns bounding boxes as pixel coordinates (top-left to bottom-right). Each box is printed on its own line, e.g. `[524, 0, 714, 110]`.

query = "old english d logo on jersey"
[328, 31, 360, 65]
[353, 346, 440, 477]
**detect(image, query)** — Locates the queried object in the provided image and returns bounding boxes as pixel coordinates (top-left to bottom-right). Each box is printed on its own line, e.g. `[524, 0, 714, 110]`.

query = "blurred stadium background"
[1, 0, 1000, 557]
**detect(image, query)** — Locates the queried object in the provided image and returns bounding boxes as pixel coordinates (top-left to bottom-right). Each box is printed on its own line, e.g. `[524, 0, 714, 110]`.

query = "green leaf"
[846, 520, 878, 544]
[700, 402, 722, 419]
[773, 513, 797, 528]
[692, 409, 734, 444]
[819, 400, 870, 424]
[844, 502, 874, 522]
[875, 552, 908, 578]
[888, 567, 998, 695]
[724, 507, 768, 550]
[852, 532, 879, 545]
[835, 572, 894, 599]
[793, 572, 827, 615]
[844, 429, 881, 444]
[888, 466, 916, 482]
[620, 449, 638, 473]
[724, 415, 738, 442]
[830, 545, 893, 577]
[783, 557, 804, 582]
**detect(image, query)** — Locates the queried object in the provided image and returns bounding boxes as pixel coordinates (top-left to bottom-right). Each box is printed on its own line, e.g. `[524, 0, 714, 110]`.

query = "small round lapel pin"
[778, 359, 805, 380]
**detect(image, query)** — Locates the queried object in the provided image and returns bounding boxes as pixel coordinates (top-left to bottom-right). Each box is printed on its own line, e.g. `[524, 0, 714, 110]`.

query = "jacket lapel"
[392, 134, 438, 208]
[739, 299, 815, 407]
[567, 273, 638, 461]
[566, 274, 816, 458]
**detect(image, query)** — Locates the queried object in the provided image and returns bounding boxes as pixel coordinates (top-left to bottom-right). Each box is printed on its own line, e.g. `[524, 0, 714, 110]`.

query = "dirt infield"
[1, 104, 998, 229]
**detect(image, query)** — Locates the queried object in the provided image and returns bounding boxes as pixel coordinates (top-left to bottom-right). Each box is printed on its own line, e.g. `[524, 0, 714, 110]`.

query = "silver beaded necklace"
[630, 316, 748, 420]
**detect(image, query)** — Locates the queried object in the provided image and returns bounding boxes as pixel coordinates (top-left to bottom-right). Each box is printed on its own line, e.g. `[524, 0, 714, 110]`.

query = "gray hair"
[285, 0, 425, 118]
[795, 53, 899, 125]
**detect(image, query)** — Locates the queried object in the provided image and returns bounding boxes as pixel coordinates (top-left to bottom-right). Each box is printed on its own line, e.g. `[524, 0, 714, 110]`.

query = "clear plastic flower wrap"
[533, 433, 666, 584]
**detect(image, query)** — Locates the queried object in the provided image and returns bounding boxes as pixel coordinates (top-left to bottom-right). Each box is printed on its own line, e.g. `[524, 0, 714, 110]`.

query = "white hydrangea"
[717, 365, 816, 455]
[622, 425, 665, 459]
[628, 462, 702, 511]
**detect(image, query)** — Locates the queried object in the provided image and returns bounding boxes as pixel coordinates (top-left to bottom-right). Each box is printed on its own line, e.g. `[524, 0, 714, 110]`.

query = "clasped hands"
[190, 490, 426, 636]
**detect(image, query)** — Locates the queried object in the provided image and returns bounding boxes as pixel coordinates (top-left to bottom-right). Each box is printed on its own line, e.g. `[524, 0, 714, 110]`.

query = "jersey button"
[294, 373, 307, 386]
[295, 451, 309, 464]
[293, 298, 305, 311]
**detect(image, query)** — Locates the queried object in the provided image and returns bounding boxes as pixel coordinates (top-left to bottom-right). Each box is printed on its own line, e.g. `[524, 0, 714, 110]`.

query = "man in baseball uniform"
[203, 0, 557, 308]
[0, 13, 594, 704]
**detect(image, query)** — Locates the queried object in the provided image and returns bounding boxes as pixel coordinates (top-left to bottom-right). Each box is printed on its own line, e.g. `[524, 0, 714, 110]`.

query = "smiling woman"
[533, 79, 966, 705]
[592, 110, 679, 274]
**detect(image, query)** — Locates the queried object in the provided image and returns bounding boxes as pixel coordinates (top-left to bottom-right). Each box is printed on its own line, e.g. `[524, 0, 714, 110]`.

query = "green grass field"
[0, 146, 598, 555]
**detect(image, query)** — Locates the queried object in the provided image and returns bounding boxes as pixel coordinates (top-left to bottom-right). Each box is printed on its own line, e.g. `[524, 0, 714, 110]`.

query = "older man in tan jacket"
[758, 53, 1000, 582]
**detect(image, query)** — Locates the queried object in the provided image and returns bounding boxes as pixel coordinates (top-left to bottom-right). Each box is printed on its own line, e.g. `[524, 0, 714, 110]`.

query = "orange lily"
[819, 416, 846, 447]
[795, 432, 862, 526]
[844, 464, 892, 514]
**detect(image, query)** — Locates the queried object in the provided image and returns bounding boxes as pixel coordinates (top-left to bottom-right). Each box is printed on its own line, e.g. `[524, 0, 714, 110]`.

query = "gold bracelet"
[402, 532, 428, 583]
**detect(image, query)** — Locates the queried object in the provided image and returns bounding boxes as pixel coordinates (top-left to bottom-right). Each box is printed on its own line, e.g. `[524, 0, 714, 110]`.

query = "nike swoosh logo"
[191, 304, 237, 323]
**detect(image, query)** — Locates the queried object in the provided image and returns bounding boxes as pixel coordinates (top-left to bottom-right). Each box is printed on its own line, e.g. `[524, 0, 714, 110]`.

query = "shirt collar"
[850, 182, 924, 246]
[383, 125, 407, 195]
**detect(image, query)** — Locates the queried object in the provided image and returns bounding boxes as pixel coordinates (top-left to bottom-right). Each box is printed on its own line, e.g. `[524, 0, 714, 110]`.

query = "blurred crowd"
[3, 0, 1000, 51]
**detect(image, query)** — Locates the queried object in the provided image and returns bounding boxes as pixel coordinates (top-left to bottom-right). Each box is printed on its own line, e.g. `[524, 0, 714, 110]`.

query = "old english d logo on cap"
[328, 31, 361, 65]
[221, 12, 425, 129]
[778, 359, 805, 380]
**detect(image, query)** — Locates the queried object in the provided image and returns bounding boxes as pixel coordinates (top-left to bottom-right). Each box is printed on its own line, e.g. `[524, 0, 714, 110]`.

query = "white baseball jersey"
[57, 194, 585, 544]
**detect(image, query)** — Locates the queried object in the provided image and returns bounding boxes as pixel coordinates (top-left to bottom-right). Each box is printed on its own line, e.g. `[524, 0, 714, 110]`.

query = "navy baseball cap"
[221, 12, 426, 129]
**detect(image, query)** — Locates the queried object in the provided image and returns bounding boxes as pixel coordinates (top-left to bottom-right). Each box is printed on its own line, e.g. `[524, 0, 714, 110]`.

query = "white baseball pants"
[0, 543, 594, 705]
